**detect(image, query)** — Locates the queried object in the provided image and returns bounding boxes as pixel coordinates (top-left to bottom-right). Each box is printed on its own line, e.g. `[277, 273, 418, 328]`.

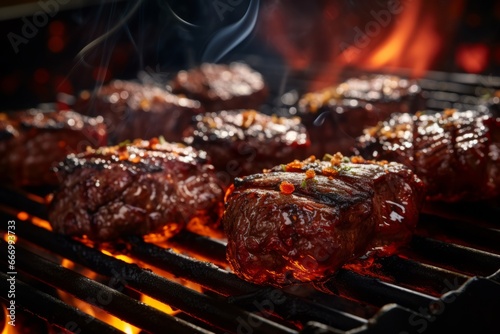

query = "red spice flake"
[305, 169, 316, 179]
[242, 110, 258, 128]
[330, 152, 344, 166]
[149, 137, 159, 148]
[129, 154, 141, 163]
[350, 155, 365, 164]
[285, 160, 304, 172]
[279, 181, 295, 194]
[304, 155, 316, 163]
[322, 167, 338, 177]
[118, 150, 129, 161]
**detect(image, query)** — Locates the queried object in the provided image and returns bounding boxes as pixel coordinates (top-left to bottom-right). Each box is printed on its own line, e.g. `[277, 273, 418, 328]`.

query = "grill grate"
[1, 70, 500, 334]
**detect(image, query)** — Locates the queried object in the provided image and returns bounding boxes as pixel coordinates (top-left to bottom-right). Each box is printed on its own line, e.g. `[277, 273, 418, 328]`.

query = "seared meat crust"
[223, 155, 425, 286]
[169, 62, 268, 112]
[183, 109, 310, 185]
[0, 109, 107, 186]
[49, 138, 225, 241]
[356, 109, 500, 202]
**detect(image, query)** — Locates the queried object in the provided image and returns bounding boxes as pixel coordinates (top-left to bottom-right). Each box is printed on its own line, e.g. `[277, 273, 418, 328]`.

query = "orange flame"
[58, 251, 194, 333]
[357, 1, 440, 75]
[1, 306, 16, 334]
[258, 0, 465, 91]
[59, 259, 142, 334]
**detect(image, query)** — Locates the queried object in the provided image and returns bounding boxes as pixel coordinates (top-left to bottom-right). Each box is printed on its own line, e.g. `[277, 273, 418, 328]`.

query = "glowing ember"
[16, 212, 28, 221]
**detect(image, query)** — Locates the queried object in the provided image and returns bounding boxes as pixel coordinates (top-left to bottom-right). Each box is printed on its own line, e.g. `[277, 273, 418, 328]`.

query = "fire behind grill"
[1, 71, 500, 334]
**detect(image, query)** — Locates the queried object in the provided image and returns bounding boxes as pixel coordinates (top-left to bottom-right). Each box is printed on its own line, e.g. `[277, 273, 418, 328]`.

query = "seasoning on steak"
[168, 62, 269, 112]
[183, 109, 310, 186]
[355, 109, 500, 202]
[74, 80, 204, 144]
[48, 138, 225, 242]
[0, 109, 107, 187]
[222, 154, 425, 287]
[297, 75, 424, 157]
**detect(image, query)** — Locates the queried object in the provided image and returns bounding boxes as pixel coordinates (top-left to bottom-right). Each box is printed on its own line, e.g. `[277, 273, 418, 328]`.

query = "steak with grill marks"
[297, 75, 424, 157]
[222, 154, 425, 287]
[183, 109, 310, 186]
[355, 109, 500, 202]
[74, 80, 204, 144]
[168, 62, 269, 112]
[0, 109, 107, 187]
[48, 138, 225, 241]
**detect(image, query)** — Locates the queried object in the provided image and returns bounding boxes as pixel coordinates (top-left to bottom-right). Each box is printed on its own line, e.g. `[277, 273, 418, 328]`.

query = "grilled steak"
[183, 109, 310, 186]
[355, 109, 500, 202]
[48, 138, 225, 241]
[168, 62, 269, 112]
[74, 80, 203, 144]
[223, 154, 425, 287]
[297, 75, 423, 157]
[0, 109, 107, 187]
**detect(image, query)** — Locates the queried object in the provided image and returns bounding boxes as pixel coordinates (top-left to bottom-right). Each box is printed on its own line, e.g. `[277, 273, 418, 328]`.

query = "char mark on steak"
[222, 153, 425, 287]
[0, 109, 107, 187]
[355, 108, 500, 202]
[48, 138, 225, 242]
[183, 109, 310, 186]
[168, 62, 269, 112]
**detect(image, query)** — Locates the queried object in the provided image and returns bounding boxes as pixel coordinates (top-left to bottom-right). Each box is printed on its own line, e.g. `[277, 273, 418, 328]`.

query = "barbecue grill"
[1, 1, 500, 333]
[1, 70, 500, 334]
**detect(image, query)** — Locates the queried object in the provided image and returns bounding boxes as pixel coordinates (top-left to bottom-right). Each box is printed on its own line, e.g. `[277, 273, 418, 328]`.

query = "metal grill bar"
[320, 269, 438, 311]
[0, 272, 125, 334]
[126, 236, 368, 331]
[365, 256, 470, 296]
[417, 213, 500, 253]
[0, 212, 297, 334]
[0, 240, 214, 334]
[408, 236, 500, 276]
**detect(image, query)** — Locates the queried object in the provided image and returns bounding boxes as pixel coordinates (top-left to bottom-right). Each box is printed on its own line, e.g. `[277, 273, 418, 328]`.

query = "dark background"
[0, 0, 499, 111]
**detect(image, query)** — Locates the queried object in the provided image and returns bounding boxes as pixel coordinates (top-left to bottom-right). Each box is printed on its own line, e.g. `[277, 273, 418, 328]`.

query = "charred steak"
[75, 80, 203, 144]
[297, 75, 423, 157]
[168, 62, 269, 112]
[183, 109, 310, 186]
[48, 138, 225, 241]
[222, 154, 425, 287]
[0, 109, 107, 187]
[355, 109, 500, 202]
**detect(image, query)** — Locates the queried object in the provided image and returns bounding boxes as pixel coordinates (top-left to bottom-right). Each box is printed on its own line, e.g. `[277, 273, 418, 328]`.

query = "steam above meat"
[48, 138, 225, 241]
[222, 154, 425, 287]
